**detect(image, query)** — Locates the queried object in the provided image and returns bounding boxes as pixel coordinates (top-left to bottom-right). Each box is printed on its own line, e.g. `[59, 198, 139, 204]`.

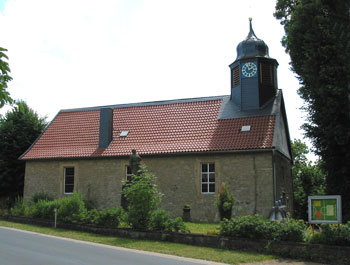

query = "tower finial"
[246, 17, 257, 40]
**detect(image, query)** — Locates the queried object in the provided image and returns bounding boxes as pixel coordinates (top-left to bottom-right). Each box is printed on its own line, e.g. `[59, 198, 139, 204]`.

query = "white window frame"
[64, 167, 75, 194]
[126, 165, 132, 181]
[201, 162, 215, 194]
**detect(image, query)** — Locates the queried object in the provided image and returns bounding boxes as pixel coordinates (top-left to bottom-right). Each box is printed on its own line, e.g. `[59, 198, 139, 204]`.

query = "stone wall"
[23, 151, 289, 221]
[3, 215, 349, 265]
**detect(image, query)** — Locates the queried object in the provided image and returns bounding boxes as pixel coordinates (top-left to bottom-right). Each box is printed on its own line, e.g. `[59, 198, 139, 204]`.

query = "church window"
[201, 163, 215, 194]
[64, 167, 75, 194]
[126, 165, 132, 181]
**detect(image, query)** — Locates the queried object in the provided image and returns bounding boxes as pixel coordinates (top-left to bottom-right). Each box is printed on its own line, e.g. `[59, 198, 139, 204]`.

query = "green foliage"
[83, 184, 97, 210]
[215, 183, 235, 220]
[291, 139, 326, 220]
[310, 223, 350, 246]
[56, 193, 87, 223]
[32, 192, 54, 203]
[275, 0, 350, 221]
[29, 200, 60, 219]
[93, 207, 125, 228]
[10, 197, 27, 217]
[149, 209, 171, 231]
[0, 47, 13, 108]
[0, 102, 47, 201]
[122, 164, 162, 230]
[220, 215, 306, 242]
[149, 209, 189, 233]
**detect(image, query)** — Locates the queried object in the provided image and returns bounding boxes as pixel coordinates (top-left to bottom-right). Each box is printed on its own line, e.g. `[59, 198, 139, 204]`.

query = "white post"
[54, 208, 57, 228]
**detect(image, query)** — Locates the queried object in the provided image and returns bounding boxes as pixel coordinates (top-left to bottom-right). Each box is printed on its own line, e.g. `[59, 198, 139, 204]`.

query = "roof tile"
[21, 99, 276, 160]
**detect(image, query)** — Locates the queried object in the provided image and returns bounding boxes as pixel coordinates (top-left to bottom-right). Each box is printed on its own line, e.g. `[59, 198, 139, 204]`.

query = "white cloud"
[0, 0, 308, 149]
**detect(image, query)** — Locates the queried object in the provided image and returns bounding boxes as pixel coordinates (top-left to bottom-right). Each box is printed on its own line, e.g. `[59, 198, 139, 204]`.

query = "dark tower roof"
[236, 18, 270, 60]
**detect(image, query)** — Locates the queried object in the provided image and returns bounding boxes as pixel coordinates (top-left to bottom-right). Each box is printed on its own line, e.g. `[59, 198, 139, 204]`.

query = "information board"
[308, 195, 342, 224]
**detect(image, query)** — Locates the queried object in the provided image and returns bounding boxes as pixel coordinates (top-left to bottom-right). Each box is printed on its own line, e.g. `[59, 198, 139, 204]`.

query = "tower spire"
[246, 17, 258, 40]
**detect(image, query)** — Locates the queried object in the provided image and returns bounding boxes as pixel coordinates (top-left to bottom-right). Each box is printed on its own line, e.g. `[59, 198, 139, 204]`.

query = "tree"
[291, 139, 326, 220]
[0, 47, 13, 108]
[215, 183, 235, 220]
[275, 0, 350, 221]
[122, 164, 162, 230]
[0, 102, 47, 204]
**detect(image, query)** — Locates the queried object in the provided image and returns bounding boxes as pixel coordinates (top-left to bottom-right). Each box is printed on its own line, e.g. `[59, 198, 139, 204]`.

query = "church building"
[21, 19, 293, 221]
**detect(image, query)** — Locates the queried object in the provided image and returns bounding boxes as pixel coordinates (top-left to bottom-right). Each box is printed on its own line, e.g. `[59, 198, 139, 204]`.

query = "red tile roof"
[21, 98, 276, 160]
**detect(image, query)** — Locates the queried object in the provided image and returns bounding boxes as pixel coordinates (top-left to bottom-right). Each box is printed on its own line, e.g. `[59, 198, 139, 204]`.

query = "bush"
[149, 209, 171, 231]
[149, 209, 189, 233]
[32, 192, 54, 203]
[220, 215, 306, 242]
[122, 165, 162, 230]
[29, 200, 60, 220]
[310, 222, 350, 246]
[10, 197, 27, 216]
[95, 207, 125, 227]
[169, 217, 190, 233]
[277, 218, 307, 242]
[215, 183, 235, 220]
[84, 209, 100, 225]
[56, 193, 87, 223]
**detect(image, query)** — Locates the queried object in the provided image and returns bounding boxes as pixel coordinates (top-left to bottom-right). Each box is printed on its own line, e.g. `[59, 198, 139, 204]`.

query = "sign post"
[308, 195, 342, 224]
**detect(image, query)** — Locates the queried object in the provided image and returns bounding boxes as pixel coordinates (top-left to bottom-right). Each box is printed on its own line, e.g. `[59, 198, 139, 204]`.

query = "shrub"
[215, 183, 235, 220]
[149, 209, 189, 233]
[149, 209, 171, 231]
[83, 184, 97, 210]
[10, 197, 27, 216]
[84, 209, 100, 225]
[122, 165, 162, 230]
[220, 215, 306, 242]
[30, 200, 60, 220]
[277, 218, 306, 242]
[95, 207, 125, 227]
[310, 222, 350, 246]
[32, 192, 54, 203]
[56, 193, 87, 223]
[168, 217, 190, 233]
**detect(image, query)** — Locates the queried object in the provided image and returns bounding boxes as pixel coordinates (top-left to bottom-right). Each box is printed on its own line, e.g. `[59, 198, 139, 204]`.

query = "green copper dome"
[236, 18, 270, 60]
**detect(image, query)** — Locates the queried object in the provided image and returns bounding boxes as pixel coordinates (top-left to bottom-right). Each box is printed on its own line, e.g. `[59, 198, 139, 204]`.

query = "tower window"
[260, 63, 274, 86]
[232, 66, 240, 87]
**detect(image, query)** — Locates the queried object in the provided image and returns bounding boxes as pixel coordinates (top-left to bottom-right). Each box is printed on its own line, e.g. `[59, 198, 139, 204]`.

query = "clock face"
[241, 61, 257, 78]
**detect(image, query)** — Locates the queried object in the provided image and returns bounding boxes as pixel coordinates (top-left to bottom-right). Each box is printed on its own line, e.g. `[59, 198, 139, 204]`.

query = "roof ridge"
[60, 95, 229, 113]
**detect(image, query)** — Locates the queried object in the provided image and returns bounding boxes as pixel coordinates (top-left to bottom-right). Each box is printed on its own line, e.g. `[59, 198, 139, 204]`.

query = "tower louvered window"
[232, 66, 240, 87]
[260, 63, 274, 86]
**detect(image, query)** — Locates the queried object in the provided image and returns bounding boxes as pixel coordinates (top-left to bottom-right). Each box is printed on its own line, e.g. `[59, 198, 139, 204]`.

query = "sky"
[0, 0, 311, 154]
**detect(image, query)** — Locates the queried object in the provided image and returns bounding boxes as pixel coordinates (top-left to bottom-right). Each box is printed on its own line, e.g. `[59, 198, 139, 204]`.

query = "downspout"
[272, 148, 277, 204]
[252, 154, 258, 214]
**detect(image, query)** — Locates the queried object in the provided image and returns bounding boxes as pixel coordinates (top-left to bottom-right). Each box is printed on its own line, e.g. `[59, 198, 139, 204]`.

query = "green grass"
[0, 220, 276, 264]
[184, 222, 220, 234]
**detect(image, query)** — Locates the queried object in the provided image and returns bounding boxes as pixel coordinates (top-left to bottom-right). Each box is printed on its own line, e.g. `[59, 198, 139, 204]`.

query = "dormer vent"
[241, 125, 251, 132]
[120, 131, 129, 137]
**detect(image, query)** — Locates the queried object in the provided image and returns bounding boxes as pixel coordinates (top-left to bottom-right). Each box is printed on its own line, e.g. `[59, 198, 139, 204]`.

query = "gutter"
[21, 148, 276, 161]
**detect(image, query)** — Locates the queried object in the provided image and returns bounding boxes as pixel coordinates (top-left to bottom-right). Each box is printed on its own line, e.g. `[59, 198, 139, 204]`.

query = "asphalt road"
[0, 227, 228, 265]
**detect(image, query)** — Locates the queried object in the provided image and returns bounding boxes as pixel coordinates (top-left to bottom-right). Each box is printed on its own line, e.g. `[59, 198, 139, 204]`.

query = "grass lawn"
[0, 220, 276, 264]
[184, 222, 220, 234]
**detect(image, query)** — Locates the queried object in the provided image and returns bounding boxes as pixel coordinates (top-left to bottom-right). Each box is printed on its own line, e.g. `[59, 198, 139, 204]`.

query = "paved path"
[0, 227, 227, 265]
[0, 226, 325, 265]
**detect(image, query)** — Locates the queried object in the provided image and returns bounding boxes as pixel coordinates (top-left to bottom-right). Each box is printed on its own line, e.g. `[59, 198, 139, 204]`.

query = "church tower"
[230, 18, 278, 110]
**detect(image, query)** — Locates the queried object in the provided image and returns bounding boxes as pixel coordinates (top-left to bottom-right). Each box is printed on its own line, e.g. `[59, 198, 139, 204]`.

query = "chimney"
[99, 108, 113, 149]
